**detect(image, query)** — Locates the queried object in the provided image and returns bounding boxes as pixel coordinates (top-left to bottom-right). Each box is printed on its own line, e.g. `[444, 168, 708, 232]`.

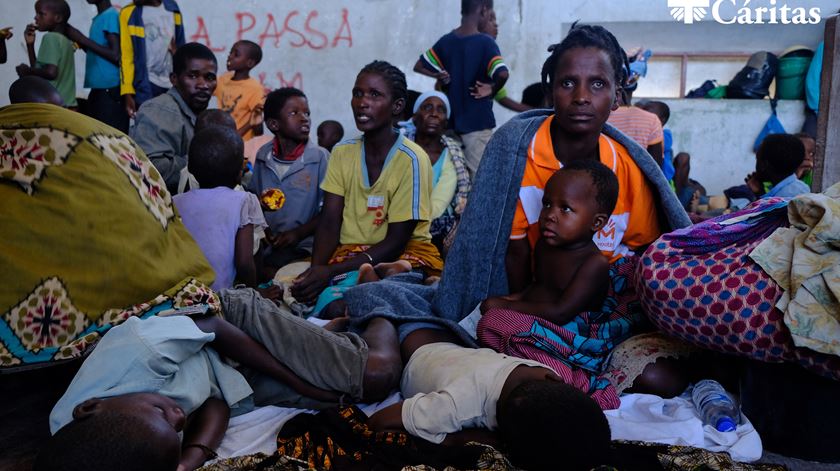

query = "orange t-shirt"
[214, 73, 266, 141]
[510, 116, 661, 261]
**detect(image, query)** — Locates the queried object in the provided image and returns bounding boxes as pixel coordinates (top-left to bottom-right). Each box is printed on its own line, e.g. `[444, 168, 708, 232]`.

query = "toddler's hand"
[24, 24, 36, 45]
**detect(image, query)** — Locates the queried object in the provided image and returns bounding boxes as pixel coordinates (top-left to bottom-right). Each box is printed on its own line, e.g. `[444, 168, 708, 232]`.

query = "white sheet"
[604, 393, 763, 462]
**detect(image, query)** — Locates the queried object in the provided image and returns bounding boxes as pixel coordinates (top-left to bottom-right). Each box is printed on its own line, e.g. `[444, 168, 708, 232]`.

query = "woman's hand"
[291, 265, 332, 303]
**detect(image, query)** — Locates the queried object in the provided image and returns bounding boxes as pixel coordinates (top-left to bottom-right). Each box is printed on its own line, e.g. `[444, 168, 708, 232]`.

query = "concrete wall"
[657, 98, 806, 195]
[0, 0, 825, 191]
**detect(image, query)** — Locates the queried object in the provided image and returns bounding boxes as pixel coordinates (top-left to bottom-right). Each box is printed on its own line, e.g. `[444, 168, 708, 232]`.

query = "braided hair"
[540, 23, 628, 99]
[358, 60, 407, 104]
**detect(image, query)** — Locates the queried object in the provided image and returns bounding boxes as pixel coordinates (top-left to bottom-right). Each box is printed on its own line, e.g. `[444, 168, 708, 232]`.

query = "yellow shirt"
[321, 135, 433, 245]
[213, 73, 265, 141]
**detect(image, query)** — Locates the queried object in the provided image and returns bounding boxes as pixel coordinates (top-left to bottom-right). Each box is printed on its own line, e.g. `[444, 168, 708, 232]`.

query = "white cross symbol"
[668, 0, 710, 24]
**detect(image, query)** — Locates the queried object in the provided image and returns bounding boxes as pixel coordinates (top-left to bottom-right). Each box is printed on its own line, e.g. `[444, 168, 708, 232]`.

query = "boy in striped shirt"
[413, 0, 509, 180]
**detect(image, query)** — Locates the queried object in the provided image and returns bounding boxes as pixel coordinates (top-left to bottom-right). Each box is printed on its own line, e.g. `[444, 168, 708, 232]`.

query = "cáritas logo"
[669, 0, 821, 24]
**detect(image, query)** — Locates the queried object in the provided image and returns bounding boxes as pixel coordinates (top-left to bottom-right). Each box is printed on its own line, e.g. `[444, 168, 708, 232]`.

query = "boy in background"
[64, 0, 127, 132]
[316, 119, 344, 152]
[414, 0, 509, 179]
[746, 133, 811, 199]
[248, 88, 329, 276]
[16, 0, 77, 108]
[215, 40, 266, 141]
[119, 0, 185, 118]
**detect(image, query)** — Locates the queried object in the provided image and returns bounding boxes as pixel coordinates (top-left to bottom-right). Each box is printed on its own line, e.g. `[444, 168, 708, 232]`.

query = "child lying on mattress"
[35, 288, 402, 471]
[366, 324, 611, 471]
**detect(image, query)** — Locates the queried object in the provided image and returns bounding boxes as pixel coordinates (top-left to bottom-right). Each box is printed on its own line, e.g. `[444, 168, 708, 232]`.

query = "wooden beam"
[813, 14, 840, 192]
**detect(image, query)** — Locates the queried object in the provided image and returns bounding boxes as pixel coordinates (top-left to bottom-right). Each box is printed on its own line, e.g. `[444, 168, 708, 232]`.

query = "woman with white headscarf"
[407, 91, 471, 255]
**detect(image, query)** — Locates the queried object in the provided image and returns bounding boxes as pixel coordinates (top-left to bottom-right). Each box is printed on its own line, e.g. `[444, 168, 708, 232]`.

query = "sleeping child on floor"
[35, 289, 403, 471]
[366, 324, 611, 471]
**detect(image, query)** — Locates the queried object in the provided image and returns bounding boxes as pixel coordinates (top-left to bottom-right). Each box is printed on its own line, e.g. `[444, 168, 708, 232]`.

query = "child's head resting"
[540, 159, 619, 247]
[35, 0, 70, 31]
[640, 100, 670, 127]
[35, 393, 183, 471]
[497, 379, 611, 471]
[317, 120, 344, 152]
[353, 60, 407, 133]
[195, 108, 236, 135]
[226, 40, 262, 73]
[9, 76, 64, 106]
[756, 133, 805, 184]
[264, 87, 310, 143]
[541, 24, 627, 136]
[188, 125, 245, 189]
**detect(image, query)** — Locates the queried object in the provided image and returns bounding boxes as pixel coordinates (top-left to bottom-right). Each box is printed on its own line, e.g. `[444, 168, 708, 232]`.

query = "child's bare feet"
[374, 260, 412, 279]
[358, 263, 380, 284]
[323, 315, 350, 332]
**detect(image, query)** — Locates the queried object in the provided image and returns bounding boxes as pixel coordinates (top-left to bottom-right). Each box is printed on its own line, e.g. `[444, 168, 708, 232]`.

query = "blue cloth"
[85, 8, 120, 89]
[431, 148, 447, 187]
[344, 109, 691, 340]
[805, 41, 823, 112]
[764, 174, 811, 199]
[312, 271, 359, 317]
[420, 32, 507, 134]
[662, 128, 675, 181]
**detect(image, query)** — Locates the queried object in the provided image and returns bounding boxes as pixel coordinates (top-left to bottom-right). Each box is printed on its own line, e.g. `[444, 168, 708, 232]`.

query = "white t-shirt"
[143, 5, 175, 88]
[400, 342, 551, 444]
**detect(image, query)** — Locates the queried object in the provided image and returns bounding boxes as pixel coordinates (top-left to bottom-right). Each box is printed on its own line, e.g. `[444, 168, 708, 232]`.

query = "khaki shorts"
[220, 288, 369, 409]
[459, 128, 494, 179]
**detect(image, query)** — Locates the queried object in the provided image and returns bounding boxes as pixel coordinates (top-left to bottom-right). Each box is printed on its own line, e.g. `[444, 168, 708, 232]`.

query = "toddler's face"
[539, 170, 603, 247]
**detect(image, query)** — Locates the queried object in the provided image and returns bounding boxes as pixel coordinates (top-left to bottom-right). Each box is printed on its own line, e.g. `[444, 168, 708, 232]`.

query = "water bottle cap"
[716, 417, 737, 432]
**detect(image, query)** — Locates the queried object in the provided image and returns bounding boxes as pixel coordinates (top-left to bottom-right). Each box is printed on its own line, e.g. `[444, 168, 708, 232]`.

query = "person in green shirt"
[16, 0, 77, 107]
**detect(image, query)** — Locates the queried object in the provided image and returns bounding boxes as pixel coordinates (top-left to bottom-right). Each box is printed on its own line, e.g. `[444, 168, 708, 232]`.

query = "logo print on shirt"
[368, 195, 385, 226]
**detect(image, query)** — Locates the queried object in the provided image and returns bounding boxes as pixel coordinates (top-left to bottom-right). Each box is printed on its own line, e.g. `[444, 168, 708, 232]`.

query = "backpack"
[728, 51, 779, 99]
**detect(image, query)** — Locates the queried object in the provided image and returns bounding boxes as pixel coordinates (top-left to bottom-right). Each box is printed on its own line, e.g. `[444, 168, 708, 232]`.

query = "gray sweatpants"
[220, 288, 369, 409]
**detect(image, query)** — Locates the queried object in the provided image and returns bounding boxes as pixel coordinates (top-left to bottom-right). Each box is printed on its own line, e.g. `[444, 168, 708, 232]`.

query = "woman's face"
[351, 72, 403, 133]
[413, 96, 448, 137]
[551, 47, 620, 137]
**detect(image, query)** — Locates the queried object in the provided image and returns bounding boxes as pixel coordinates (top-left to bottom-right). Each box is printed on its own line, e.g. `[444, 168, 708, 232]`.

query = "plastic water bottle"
[691, 380, 740, 432]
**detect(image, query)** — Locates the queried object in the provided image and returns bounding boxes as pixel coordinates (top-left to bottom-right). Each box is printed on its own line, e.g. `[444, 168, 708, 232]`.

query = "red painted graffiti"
[190, 9, 352, 52]
[258, 71, 304, 91]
